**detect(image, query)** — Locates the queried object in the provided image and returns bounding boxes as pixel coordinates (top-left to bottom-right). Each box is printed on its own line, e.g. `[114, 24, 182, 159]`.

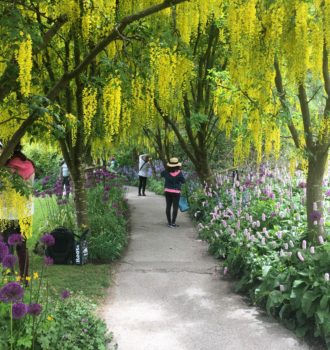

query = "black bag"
[74, 229, 89, 265]
[45, 227, 75, 264]
[45, 227, 89, 265]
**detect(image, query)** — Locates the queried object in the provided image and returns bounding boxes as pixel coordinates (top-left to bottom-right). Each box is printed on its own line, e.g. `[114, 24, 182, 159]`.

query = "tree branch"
[274, 57, 301, 149]
[0, 0, 189, 165]
[298, 83, 313, 149]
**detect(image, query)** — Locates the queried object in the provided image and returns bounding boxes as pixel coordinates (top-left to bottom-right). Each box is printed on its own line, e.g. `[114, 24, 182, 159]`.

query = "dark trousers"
[165, 192, 180, 225]
[1, 221, 29, 279]
[138, 176, 147, 195]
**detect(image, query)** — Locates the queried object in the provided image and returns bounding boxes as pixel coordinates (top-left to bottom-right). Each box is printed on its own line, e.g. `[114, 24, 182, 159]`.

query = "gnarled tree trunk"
[306, 149, 328, 240]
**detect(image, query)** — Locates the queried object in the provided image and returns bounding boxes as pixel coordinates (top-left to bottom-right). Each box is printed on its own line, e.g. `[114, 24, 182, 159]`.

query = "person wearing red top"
[161, 157, 185, 228]
[0, 143, 35, 279]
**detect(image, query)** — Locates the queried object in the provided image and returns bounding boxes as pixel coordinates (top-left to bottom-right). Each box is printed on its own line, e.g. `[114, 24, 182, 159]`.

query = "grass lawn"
[26, 196, 113, 302]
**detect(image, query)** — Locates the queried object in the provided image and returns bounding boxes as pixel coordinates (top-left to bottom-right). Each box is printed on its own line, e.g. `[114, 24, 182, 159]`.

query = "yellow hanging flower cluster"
[16, 35, 33, 97]
[0, 180, 33, 239]
[150, 44, 194, 114]
[65, 113, 78, 144]
[82, 86, 98, 139]
[176, 0, 223, 43]
[103, 77, 122, 139]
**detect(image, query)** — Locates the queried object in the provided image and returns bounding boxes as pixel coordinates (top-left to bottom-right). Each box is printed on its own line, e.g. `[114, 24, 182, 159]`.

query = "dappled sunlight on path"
[100, 186, 314, 350]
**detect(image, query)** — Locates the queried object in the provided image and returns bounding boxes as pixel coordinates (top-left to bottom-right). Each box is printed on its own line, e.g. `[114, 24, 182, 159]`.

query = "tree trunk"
[71, 165, 89, 230]
[306, 149, 328, 240]
[195, 150, 213, 185]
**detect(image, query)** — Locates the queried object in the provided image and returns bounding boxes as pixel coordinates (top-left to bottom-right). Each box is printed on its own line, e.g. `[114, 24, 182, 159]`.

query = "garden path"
[101, 186, 313, 350]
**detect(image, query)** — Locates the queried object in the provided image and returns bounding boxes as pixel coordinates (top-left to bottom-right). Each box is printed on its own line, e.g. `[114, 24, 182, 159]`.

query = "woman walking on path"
[138, 154, 152, 196]
[161, 157, 185, 228]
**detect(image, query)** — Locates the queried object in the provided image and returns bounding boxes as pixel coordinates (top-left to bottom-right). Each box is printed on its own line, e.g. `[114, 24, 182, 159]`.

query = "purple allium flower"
[0, 241, 9, 262]
[44, 256, 54, 266]
[60, 290, 71, 299]
[298, 181, 306, 188]
[40, 234, 55, 247]
[12, 302, 28, 319]
[325, 189, 330, 197]
[8, 234, 23, 246]
[0, 282, 24, 303]
[28, 303, 42, 316]
[2, 254, 17, 269]
[310, 210, 322, 222]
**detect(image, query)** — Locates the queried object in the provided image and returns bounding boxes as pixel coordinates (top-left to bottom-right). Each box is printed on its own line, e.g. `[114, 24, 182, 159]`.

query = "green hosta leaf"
[319, 295, 329, 310]
[301, 290, 321, 317]
[266, 290, 284, 314]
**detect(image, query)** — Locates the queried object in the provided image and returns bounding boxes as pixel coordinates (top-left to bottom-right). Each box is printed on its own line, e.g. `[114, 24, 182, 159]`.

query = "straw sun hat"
[167, 157, 182, 167]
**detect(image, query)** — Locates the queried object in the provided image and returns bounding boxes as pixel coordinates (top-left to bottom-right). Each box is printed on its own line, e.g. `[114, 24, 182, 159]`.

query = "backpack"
[45, 227, 75, 264]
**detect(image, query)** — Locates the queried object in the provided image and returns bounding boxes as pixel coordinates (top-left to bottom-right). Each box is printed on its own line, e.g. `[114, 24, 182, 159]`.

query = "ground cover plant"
[0, 234, 112, 349]
[189, 165, 330, 348]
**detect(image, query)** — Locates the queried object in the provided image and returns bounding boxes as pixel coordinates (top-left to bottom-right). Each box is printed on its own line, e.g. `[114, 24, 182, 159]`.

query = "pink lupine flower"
[256, 221, 260, 227]
[222, 220, 227, 228]
[236, 220, 240, 230]
[318, 235, 325, 245]
[310, 246, 315, 254]
[324, 273, 330, 281]
[297, 251, 305, 262]
[261, 213, 266, 221]
[302, 240, 307, 250]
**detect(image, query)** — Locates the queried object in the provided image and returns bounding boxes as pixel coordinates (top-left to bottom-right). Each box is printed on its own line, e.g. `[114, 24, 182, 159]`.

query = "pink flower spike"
[297, 251, 305, 262]
[318, 236, 325, 245]
[302, 240, 307, 250]
[261, 213, 266, 221]
[310, 246, 315, 254]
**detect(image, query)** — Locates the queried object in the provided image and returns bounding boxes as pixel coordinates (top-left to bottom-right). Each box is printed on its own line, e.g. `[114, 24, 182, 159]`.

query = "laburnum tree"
[0, 0, 191, 229]
[213, 0, 330, 240]
[115, 1, 227, 184]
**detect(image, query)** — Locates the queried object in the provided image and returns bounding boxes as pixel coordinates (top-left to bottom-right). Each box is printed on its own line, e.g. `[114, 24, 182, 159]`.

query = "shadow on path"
[100, 186, 318, 350]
